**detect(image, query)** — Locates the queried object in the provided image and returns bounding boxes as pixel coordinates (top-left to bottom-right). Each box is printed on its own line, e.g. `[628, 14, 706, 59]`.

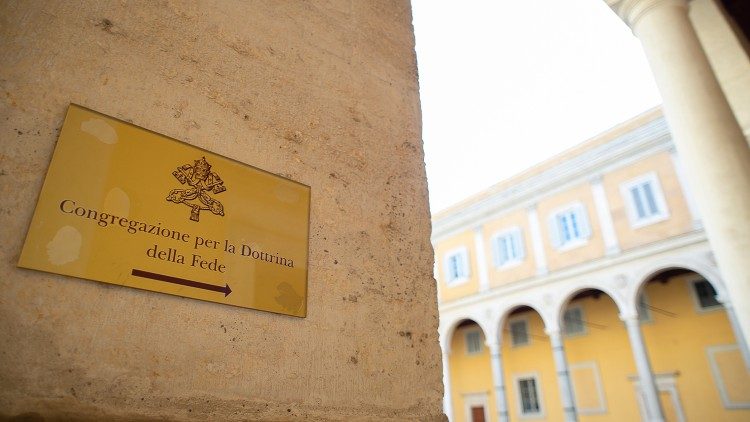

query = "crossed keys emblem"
[166, 157, 226, 222]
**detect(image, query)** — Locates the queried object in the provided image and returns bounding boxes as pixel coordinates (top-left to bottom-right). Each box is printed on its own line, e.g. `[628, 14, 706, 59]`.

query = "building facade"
[434, 108, 750, 422]
[434, 0, 750, 420]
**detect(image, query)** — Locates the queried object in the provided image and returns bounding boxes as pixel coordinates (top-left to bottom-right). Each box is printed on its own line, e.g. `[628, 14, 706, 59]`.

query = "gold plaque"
[18, 104, 310, 317]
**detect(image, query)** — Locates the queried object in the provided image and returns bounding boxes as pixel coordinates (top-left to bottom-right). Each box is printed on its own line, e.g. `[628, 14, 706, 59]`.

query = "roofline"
[432, 106, 664, 221]
[432, 107, 671, 241]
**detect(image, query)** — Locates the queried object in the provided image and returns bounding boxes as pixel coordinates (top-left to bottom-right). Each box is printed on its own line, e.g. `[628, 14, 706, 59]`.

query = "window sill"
[445, 277, 469, 288]
[518, 412, 545, 420]
[556, 238, 589, 252]
[563, 330, 588, 339]
[629, 213, 669, 229]
[495, 259, 523, 271]
[694, 304, 724, 314]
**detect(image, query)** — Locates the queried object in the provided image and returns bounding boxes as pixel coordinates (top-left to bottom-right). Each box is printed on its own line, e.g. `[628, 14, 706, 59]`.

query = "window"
[549, 203, 591, 250]
[491, 227, 525, 268]
[621, 172, 669, 228]
[563, 307, 586, 336]
[509, 319, 530, 346]
[443, 247, 470, 286]
[465, 330, 483, 354]
[691, 279, 722, 310]
[516, 375, 543, 417]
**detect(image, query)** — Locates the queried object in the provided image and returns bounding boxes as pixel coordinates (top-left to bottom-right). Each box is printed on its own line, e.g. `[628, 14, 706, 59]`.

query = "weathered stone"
[0, 1, 443, 420]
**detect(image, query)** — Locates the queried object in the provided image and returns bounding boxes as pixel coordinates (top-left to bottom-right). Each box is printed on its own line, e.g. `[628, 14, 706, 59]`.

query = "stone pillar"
[442, 351, 454, 421]
[590, 175, 620, 255]
[621, 314, 664, 422]
[717, 298, 750, 370]
[527, 205, 549, 276]
[487, 341, 510, 422]
[668, 147, 702, 229]
[474, 226, 491, 292]
[606, 0, 750, 343]
[546, 329, 577, 422]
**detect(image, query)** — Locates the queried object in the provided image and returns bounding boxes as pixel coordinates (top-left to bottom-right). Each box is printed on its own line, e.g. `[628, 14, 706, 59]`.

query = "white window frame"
[513, 372, 545, 419]
[687, 277, 723, 313]
[620, 171, 670, 229]
[465, 329, 483, 355]
[563, 306, 587, 337]
[631, 372, 686, 422]
[491, 226, 525, 269]
[508, 317, 531, 347]
[443, 246, 470, 287]
[548, 202, 591, 251]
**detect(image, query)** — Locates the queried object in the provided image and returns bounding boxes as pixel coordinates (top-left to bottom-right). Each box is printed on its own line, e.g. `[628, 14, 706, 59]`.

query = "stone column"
[546, 329, 577, 422]
[606, 0, 750, 343]
[487, 341, 510, 422]
[442, 351, 454, 421]
[668, 147, 702, 229]
[621, 314, 664, 422]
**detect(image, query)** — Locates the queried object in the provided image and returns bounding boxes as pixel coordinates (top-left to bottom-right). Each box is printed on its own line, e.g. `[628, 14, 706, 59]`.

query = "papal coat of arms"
[166, 157, 226, 222]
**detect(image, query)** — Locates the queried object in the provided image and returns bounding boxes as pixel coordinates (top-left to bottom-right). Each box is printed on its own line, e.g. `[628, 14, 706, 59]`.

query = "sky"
[411, 0, 663, 213]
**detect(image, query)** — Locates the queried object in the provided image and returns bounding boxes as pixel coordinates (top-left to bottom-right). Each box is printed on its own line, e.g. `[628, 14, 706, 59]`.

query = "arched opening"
[636, 267, 750, 421]
[499, 305, 561, 421]
[559, 288, 641, 421]
[447, 318, 492, 422]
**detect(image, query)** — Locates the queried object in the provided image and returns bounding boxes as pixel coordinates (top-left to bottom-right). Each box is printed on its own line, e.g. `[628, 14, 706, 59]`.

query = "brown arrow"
[131, 269, 232, 297]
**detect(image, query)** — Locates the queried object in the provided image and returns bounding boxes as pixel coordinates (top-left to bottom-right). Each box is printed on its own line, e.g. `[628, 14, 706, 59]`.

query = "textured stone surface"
[0, 1, 444, 420]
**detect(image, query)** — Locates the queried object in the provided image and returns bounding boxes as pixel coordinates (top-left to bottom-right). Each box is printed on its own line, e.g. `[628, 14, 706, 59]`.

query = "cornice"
[606, 0, 687, 28]
[438, 229, 707, 314]
[432, 116, 671, 241]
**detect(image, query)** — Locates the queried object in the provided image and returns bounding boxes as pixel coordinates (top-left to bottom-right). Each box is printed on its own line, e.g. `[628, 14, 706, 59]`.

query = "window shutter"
[631, 186, 646, 219]
[500, 237, 510, 265]
[443, 255, 452, 282]
[491, 237, 501, 267]
[642, 182, 658, 215]
[516, 229, 526, 260]
[578, 205, 592, 239]
[548, 215, 561, 249]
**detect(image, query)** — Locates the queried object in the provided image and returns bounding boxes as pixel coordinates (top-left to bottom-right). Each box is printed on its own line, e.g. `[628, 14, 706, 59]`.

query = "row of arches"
[440, 261, 727, 349]
[440, 263, 750, 422]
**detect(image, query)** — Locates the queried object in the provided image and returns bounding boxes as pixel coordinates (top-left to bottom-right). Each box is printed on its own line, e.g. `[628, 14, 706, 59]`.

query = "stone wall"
[0, 1, 444, 420]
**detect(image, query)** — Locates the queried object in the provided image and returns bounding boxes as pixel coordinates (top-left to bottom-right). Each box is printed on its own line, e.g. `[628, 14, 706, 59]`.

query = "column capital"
[486, 341, 502, 354]
[589, 173, 604, 184]
[619, 312, 640, 323]
[605, 0, 687, 29]
[544, 328, 562, 338]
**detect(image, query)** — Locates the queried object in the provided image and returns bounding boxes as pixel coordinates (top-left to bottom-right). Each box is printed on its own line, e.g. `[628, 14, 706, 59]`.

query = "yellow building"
[436, 105, 750, 421]
[434, 2, 750, 420]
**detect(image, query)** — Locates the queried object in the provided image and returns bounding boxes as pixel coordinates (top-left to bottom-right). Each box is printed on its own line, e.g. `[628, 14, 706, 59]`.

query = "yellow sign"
[18, 104, 310, 317]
